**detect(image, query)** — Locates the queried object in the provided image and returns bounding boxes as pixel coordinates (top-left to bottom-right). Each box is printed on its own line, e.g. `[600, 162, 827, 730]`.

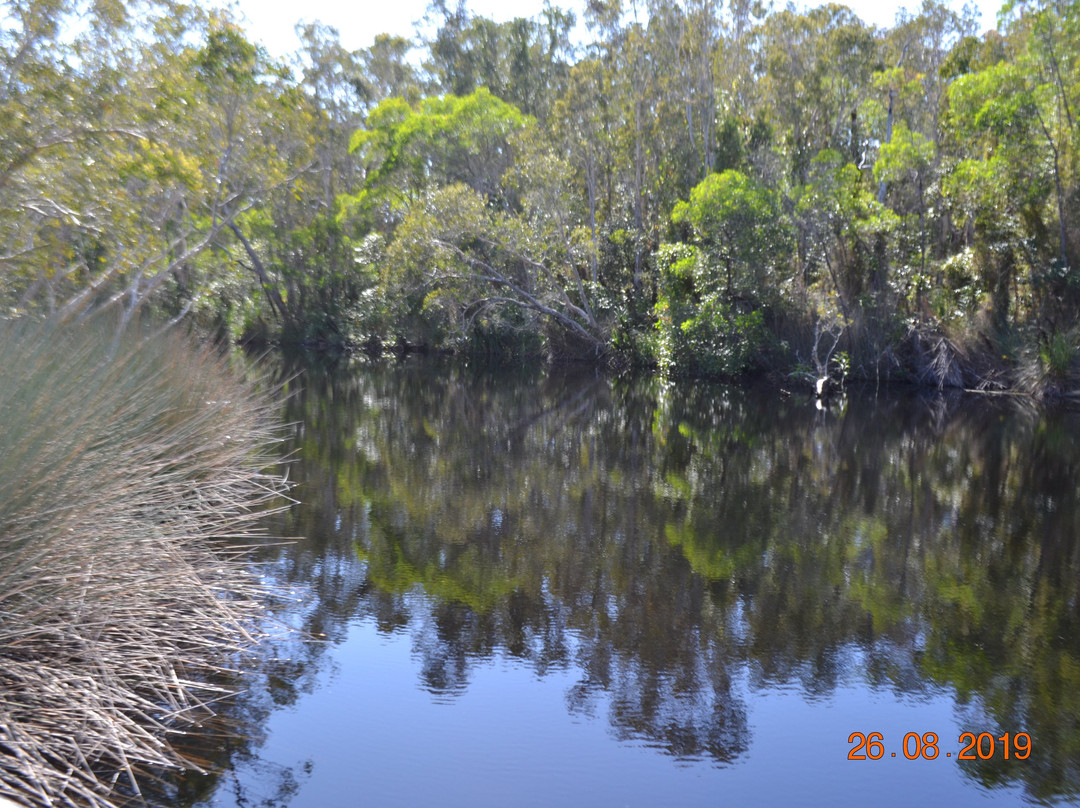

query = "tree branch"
[433, 239, 604, 347]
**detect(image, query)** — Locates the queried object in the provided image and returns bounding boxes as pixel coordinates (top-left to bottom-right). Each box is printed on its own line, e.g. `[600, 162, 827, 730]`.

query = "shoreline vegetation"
[269, 330, 1080, 403]
[2, 0, 1080, 402]
[0, 319, 289, 808]
[2, 1, 1080, 400]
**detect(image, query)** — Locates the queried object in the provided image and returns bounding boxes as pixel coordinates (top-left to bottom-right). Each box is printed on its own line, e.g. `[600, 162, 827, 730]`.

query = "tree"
[344, 88, 530, 233]
[384, 182, 606, 353]
[0, 2, 306, 337]
[671, 169, 789, 300]
[795, 149, 897, 315]
[424, 0, 575, 121]
[944, 58, 1061, 329]
[357, 34, 424, 110]
[755, 5, 879, 186]
[654, 169, 789, 378]
[874, 123, 936, 280]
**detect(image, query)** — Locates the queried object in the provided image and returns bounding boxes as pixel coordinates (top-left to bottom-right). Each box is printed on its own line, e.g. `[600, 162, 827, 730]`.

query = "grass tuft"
[0, 318, 289, 808]
[1015, 328, 1080, 398]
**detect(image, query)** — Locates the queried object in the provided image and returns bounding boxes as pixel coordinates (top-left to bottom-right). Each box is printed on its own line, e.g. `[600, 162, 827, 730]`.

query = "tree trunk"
[228, 223, 290, 326]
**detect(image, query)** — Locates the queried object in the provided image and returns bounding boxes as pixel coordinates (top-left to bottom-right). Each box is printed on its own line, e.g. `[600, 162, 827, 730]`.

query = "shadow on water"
[166, 355, 1080, 805]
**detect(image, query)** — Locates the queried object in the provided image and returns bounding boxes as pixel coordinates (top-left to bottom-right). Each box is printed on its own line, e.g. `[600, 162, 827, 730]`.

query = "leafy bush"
[678, 301, 767, 378]
[654, 244, 768, 378]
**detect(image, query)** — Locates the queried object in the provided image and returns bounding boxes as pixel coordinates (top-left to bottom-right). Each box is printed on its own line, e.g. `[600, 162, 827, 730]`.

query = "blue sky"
[230, 0, 1002, 61]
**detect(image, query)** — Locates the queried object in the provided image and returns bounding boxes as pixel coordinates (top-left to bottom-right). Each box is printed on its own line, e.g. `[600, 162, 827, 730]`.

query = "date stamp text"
[848, 732, 1031, 761]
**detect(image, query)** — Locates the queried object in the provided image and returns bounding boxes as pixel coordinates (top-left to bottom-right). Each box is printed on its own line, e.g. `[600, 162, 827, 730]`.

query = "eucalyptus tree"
[229, 21, 379, 345]
[357, 34, 425, 109]
[619, 16, 658, 300]
[0, 0, 310, 336]
[295, 23, 367, 206]
[552, 59, 613, 285]
[871, 0, 977, 298]
[345, 87, 606, 352]
[876, 1, 977, 152]
[873, 124, 936, 282]
[0, 0, 144, 316]
[345, 88, 530, 229]
[942, 46, 1070, 329]
[145, 14, 318, 337]
[1006, 0, 1079, 274]
[646, 0, 722, 179]
[425, 0, 576, 121]
[755, 5, 879, 186]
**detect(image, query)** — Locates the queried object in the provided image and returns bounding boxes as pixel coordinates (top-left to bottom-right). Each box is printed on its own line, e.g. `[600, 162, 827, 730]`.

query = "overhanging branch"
[432, 239, 604, 347]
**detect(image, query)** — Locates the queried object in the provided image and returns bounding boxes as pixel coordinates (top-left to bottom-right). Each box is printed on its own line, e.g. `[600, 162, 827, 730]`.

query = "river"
[172, 356, 1080, 807]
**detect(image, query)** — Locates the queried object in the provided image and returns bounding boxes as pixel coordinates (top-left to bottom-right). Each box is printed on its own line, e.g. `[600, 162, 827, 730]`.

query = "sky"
[230, 0, 1004, 61]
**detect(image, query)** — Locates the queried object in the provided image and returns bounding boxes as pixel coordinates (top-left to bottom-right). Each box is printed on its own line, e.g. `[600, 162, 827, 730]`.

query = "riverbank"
[269, 316, 1080, 404]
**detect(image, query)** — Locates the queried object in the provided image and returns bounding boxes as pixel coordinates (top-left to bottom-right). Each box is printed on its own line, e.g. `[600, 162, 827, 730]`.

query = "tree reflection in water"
[194, 355, 1080, 805]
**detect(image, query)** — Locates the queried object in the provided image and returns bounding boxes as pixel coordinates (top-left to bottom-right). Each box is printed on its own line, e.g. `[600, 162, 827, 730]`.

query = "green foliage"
[1040, 330, 1077, 379]
[1016, 326, 1080, 396]
[873, 124, 935, 187]
[426, 4, 575, 120]
[2, 0, 1079, 380]
[380, 178, 606, 354]
[672, 170, 790, 299]
[795, 149, 900, 307]
[756, 4, 878, 182]
[343, 88, 531, 231]
[654, 242, 699, 374]
[654, 242, 768, 378]
[678, 303, 767, 378]
[712, 117, 745, 173]
[947, 61, 1039, 141]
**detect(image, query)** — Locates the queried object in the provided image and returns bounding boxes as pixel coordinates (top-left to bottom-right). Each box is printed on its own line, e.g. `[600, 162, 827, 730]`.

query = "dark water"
[177, 358, 1080, 807]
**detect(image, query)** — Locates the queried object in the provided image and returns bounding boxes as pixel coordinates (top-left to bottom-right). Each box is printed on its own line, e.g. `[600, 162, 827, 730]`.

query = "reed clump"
[0, 319, 288, 808]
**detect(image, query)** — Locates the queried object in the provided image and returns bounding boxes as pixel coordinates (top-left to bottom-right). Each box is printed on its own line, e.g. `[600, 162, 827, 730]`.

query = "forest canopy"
[3, 0, 1079, 392]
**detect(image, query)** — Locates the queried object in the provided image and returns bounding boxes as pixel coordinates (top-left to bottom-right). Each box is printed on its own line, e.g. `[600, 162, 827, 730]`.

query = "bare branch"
[432, 239, 604, 347]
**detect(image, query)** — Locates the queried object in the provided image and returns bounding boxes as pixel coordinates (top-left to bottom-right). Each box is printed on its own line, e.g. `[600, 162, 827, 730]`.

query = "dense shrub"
[654, 243, 769, 378]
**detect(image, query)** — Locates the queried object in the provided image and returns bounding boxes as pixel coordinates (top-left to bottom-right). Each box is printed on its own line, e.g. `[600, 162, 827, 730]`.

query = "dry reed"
[0, 319, 289, 807]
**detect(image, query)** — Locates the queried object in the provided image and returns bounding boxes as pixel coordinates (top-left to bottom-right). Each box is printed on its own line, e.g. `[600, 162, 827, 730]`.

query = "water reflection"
[216, 357, 1080, 805]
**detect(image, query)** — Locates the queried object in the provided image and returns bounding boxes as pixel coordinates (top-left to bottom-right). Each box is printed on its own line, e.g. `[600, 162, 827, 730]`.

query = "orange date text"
[847, 732, 1031, 761]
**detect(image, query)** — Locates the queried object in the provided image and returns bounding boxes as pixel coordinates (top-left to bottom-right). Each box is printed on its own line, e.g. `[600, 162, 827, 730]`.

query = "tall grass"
[1013, 328, 1080, 398]
[0, 319, 288, 808]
